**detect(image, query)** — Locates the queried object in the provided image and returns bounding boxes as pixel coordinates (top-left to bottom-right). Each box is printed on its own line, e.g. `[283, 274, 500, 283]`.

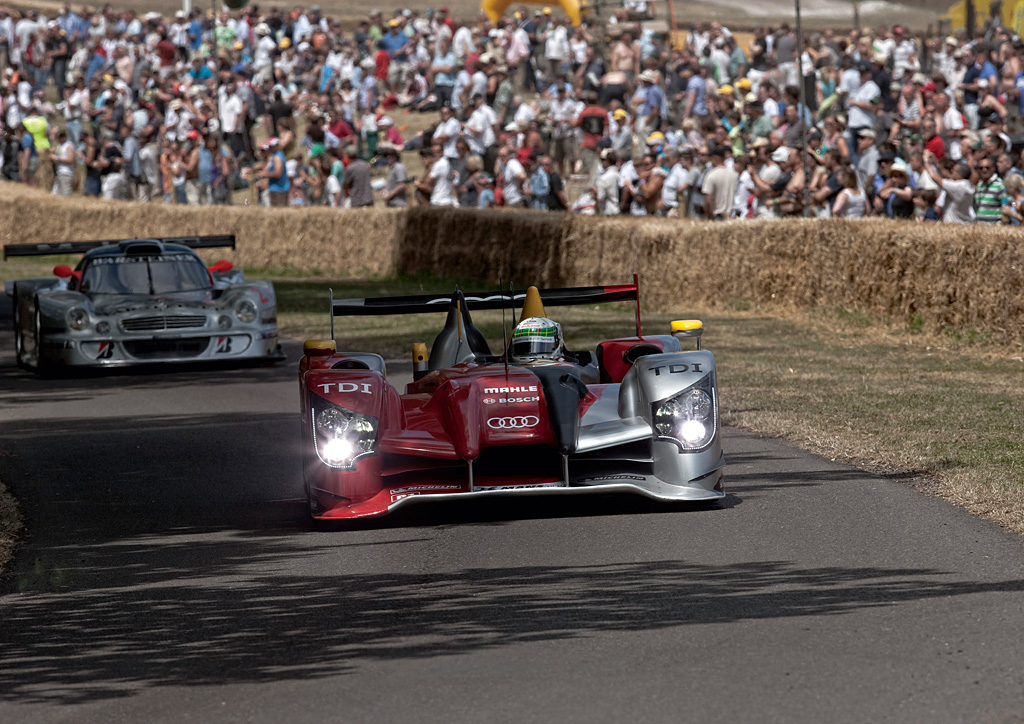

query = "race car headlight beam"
[651, 374, 717, 452]
[311, 399, 378, 470]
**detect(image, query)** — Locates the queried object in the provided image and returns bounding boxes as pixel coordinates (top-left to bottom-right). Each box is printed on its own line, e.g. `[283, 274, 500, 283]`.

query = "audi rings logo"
[487, 416, 540, 429]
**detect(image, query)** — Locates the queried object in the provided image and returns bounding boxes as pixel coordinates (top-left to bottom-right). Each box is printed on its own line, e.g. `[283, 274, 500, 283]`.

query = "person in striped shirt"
[973, 159, 1006, 224]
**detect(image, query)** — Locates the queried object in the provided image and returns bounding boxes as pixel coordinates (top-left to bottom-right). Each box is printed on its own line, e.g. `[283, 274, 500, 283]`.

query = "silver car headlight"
[96, 321, 111, 335]
[312, 400, 378, 469]
[234, 299, 258, 324]
[652, 375, 717, 451]
[66, 307, 90, 331]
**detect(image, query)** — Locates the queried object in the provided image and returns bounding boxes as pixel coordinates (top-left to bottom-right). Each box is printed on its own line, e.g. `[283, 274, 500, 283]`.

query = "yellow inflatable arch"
[481, 0, 582, 26]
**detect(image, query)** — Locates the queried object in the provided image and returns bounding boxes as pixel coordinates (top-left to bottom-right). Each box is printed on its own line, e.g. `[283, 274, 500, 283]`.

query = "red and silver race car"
[300, 282, 723, 520]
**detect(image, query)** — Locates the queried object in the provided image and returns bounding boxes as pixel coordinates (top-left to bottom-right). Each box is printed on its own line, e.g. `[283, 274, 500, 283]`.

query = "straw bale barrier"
[0, 182, 401, 278]
[580, 217, 1024, 341]
[3, 184, 1024, 343]
[397, 206, 570, 285]
[399, 209, 1024, 344]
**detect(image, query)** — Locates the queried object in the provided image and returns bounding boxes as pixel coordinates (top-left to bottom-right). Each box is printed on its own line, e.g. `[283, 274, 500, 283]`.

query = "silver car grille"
[120, 315, 208, 332]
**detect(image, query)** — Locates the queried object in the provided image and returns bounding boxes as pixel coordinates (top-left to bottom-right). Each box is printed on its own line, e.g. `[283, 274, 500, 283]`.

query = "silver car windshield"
[81, 255, 212, 295]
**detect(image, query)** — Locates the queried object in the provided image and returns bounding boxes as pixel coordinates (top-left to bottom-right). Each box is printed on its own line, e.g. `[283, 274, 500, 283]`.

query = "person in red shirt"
[374, 40, 390, 82]
[576, 91, 609, 179]
[156, 32, 177, 78]
[329, 117, 355, 145]
[922, 117, 945, 160]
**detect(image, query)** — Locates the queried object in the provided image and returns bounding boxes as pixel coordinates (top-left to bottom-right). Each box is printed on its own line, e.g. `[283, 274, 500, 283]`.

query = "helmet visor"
[511, 335, 557, 359]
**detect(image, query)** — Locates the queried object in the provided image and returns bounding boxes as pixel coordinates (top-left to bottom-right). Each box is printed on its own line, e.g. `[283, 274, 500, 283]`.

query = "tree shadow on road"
[2, 539, 1023, 705]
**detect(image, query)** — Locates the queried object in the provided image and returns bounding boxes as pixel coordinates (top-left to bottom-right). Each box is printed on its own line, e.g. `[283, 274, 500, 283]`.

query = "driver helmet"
[510, 317, 563, 363]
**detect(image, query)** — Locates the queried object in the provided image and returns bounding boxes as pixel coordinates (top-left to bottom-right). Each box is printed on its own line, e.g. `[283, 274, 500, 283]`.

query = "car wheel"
[32, 307, 54, 376]
[12, 298, 27, 369]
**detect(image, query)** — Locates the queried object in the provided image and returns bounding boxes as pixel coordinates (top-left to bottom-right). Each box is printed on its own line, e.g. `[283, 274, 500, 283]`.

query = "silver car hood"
[91, 290, 221, 315]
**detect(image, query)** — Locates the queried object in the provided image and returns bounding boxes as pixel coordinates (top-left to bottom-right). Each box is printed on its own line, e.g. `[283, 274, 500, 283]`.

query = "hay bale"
[0, 181, 402, 278]
[5, 184, 1024, 346]
[397, 206, 567, 285]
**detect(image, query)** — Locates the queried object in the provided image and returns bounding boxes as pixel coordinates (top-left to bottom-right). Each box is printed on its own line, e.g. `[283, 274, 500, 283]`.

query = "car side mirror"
[209, 260, 233, 273]
[53, 264, 74, 278]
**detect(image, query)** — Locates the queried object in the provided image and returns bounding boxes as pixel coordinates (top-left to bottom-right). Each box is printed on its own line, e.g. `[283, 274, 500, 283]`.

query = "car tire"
[32, 307, 55, 377]
[12, 295, 27, 370]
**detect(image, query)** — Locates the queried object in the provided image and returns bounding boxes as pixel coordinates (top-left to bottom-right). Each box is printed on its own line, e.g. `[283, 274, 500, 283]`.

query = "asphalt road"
[1, 296, 1023, 724]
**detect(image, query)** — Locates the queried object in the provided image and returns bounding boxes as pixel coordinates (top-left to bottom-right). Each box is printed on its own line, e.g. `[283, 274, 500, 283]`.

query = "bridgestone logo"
[483, 386, 538, 394]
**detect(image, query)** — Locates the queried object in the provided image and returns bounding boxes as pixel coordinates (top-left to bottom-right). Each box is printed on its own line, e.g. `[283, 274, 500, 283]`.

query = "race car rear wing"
[331, 283, 639, 317]
[2, 235, 236, 259]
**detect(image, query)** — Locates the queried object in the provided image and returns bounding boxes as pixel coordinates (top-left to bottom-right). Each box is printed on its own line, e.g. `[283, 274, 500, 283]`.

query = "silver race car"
[5, 235, 283, 373]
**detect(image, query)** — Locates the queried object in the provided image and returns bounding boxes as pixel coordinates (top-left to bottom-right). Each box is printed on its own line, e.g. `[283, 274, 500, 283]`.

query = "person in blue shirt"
[637, 69, 667, 140]
[545, 78, 574, 97]
[85, 47, 108, 83]
[19, 124, 38, 186]
[57, 6, 81, 39]
[257, 137, 290, 207]
[188, 56, 213, 83]
[189, 17, 204, 52]
[528, 159, 550, 210]
[381, 22, 409, 61]
[431, 37, 456, 108]
[963, 44, 998, 129]
[1014, 68, 1024, 117]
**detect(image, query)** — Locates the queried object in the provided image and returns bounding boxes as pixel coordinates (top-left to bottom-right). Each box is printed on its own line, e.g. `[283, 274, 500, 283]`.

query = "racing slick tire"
[12, 294, 27, 370]
[31, 306, 56, 377]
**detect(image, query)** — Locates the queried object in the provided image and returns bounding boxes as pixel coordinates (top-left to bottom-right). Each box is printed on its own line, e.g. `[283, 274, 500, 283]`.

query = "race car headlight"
[66, 307, 90, 331]
[95, 321, 111, 335]
[234, 299, 258, 324]
[312, 402, 378, 469]
[218, 315, 233, 330]
[652, 375, 717, 451]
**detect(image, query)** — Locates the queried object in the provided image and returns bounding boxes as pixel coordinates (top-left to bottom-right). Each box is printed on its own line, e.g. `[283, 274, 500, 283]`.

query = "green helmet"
[511, 317, 563, 362]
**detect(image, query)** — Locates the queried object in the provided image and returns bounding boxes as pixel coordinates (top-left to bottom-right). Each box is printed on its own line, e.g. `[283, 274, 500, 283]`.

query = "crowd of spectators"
[3, 2, 1024, 223]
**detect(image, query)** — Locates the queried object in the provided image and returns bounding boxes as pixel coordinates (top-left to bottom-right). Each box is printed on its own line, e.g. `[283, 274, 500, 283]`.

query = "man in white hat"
[594, 148, 621, 216]
[252, 22, 277, 85]
[636, 68, 665, 145]
[854, 129, 879, 190]
[170, 10, 189, 56]
[847, 62, 880, 164]
[934, 36, 959, 88]
[749, 145, 788, 217]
